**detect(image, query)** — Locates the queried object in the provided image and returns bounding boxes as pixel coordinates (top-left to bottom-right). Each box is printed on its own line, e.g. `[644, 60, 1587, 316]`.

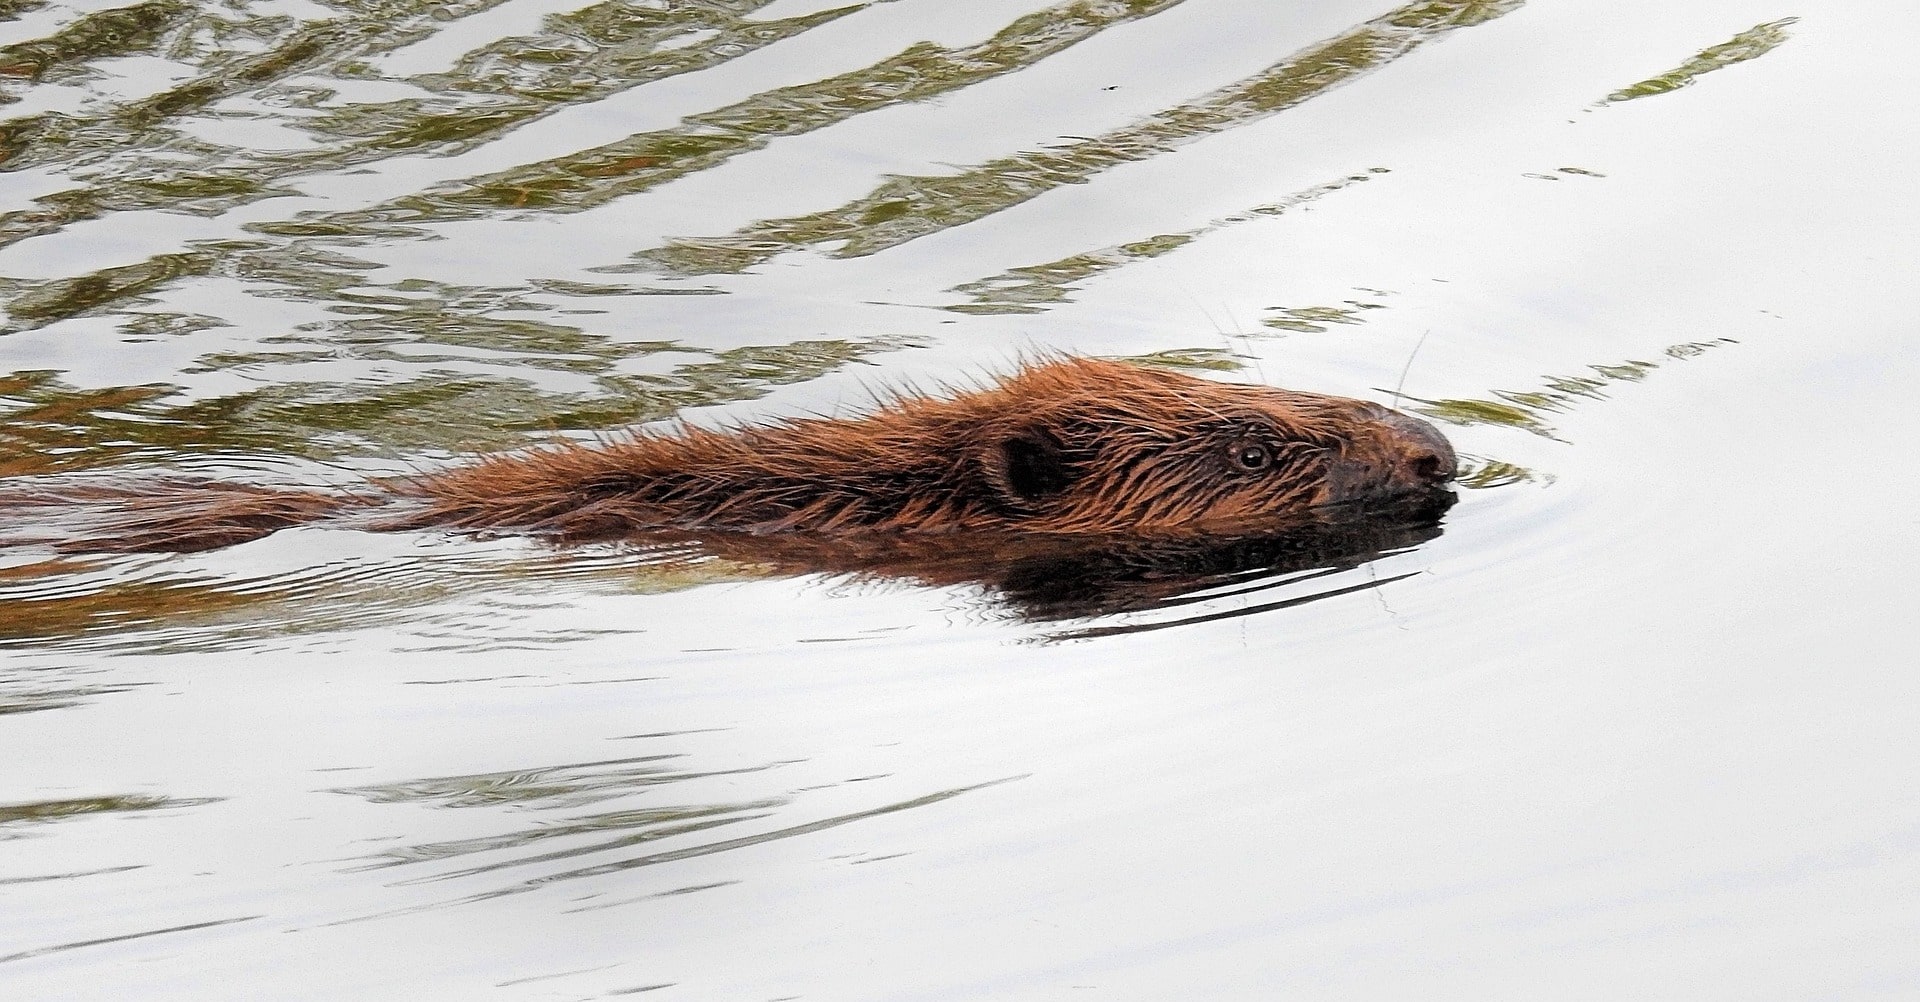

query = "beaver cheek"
[1321, 457, 1383, 506]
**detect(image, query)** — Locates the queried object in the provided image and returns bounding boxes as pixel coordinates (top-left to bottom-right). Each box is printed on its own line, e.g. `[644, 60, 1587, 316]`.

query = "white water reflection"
[4, 0, 1919, 998]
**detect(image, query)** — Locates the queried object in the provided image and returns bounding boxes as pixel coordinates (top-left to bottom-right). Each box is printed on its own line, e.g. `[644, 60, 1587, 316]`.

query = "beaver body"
[2, 358, 1456, 553]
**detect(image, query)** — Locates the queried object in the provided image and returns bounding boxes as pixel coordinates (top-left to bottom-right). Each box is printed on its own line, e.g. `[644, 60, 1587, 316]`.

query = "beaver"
[0, 357, 1456, 554]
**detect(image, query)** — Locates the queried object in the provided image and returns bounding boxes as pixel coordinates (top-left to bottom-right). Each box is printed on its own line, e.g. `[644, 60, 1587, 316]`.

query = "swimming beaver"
[1, 357, 1455, 553]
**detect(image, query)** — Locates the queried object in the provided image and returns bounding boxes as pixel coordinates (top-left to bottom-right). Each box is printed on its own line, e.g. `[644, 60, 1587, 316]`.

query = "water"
[4, 1, 1919, 997]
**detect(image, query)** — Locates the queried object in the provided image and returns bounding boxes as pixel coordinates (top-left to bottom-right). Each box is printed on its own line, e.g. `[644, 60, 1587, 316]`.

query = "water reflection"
[0, 679, 145, 715]
[1409, 339, 1739, 440]
[1601, 18, 1798, 105]
[383, 0, 1195, 222]
[0, 3, 190, 93]
[0, 486, 1454, 649]
[329, 749, 1015, 910]
[0, 792, 221, 831]
[0, 538, 669, 653]
[613, 490, 1455, 626]
[333, 752, 789, 874]
[945, 171, 1388, 316]
[635, 0, 1527, 275]
[0, 337, 920, 471]
[0, 0, 1529, 340]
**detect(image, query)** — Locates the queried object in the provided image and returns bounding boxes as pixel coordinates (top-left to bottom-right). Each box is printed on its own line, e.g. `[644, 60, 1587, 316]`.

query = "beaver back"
[390, 357, 1456, 540]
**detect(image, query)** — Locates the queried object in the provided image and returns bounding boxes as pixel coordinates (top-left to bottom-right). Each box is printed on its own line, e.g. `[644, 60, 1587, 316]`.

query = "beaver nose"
[1382, 411, 1456, 485]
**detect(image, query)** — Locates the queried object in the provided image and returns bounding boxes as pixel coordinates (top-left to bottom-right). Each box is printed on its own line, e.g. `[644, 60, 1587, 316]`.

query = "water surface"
[4, 1, 1918, 998]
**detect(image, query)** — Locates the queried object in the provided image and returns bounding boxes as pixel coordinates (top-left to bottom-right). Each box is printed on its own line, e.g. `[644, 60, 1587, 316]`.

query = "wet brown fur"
[1, 358, 1456, 553]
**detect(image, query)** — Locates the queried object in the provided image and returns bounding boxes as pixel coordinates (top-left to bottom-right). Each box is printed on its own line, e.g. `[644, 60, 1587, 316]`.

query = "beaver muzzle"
[1382, 410, 1457, 487]
[1322, 408, 1457, 508]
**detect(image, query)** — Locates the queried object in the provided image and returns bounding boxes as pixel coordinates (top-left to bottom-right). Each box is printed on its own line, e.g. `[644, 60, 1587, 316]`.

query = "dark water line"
[1049, 570, 1421, 641]
[0, 914, 259, 966]
[318, 775, 1027, 926]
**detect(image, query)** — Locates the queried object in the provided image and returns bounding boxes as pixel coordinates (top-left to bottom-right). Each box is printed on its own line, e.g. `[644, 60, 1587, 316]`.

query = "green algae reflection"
[0, 0, 880, 245]
[0, 793, 220, 828]
[1, 337, 922, 474]
[1602, 18, 1798, 105]
[1408, 338, 1739, 440]
[946, 170, 1388, 315]
[637, 0, 1524, 275]
[0, 1, 190, 87]
[386, 0, 1195, 222]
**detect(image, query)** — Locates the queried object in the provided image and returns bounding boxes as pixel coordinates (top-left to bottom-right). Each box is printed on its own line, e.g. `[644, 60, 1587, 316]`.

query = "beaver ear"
[980, 428, 1072, 504]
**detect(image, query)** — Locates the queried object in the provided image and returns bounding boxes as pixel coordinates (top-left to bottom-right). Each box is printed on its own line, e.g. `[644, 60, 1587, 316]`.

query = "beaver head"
[962, 359, 1456, 534]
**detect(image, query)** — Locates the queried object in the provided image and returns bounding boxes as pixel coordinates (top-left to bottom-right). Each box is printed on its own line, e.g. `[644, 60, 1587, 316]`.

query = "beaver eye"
[1229, 440, 1272, 472]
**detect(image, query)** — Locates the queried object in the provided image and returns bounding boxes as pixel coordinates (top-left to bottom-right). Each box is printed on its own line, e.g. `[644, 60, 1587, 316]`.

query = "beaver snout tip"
[1382, 411, 1457, 486]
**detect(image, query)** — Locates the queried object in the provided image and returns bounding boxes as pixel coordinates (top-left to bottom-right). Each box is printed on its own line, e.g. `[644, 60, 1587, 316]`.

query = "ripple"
[0, 793, 222, 831]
